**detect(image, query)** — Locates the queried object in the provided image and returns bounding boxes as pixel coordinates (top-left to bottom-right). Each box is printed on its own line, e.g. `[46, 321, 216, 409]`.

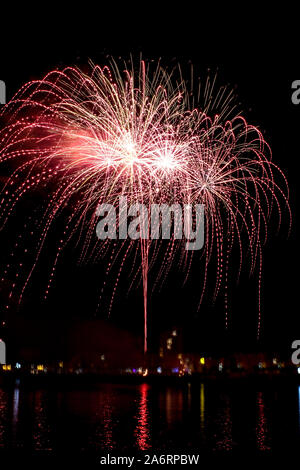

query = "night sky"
[0, 10, 298, 359]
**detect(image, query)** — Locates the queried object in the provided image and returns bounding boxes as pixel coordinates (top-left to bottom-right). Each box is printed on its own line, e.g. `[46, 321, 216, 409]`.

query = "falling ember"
[0, 59, 291, 352]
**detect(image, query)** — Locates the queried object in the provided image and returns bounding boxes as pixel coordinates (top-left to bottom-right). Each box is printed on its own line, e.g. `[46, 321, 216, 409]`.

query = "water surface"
[0, 381, 299, 455]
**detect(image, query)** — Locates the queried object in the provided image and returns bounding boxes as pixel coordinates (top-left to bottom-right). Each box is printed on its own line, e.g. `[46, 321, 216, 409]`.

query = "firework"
[0, 59, 290, 352]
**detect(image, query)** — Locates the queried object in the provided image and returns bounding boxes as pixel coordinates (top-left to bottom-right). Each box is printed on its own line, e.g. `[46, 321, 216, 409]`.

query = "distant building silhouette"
[160, 327, 183, 357]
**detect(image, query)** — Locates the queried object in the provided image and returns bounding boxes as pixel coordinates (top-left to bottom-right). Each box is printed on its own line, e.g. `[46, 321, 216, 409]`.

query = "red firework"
[0, 60, 291, 352]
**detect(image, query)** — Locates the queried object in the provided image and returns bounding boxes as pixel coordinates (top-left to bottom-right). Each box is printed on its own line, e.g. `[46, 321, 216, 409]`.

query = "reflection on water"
[165, 386, 183, 425]
[0, 389, 8, 447]
[12, 387, 20, 427]
[0, 381, 299, 453]
[200, 383, 205, 433]
[256, 391, 271, 451]
[214, 394, 233, 451]
[12, 385, 20, 447]
[135, 383, 150, 450]
[32, 390, 53, 452]
[89, 388, 116, 451]
[102, 400, 114, 450]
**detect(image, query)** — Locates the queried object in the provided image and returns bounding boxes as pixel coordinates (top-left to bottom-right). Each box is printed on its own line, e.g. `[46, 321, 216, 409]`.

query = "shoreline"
[0, 371, 299, 388]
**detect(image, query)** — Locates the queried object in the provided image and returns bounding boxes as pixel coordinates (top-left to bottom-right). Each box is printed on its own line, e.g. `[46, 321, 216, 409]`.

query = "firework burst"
[0, 59, 290, 351]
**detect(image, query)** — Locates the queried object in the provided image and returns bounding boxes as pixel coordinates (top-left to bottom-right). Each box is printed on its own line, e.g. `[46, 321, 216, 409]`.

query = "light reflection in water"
[165, 387, 183, 425]
[91, 389, 116, 451]
[135, 383, 151, 450]
[214, 395, 233, 451]
[187, 383, 192, 411]
[12, 385, 20, 442]
[32, 391, 52, 451]
[200, 383, 205, 433]
[103, 402, 114, 449]
[0, 389, 8, 446]
[12, 386, 20, 425]
[0, 383, 298, 452]
[256, 391, 270, 451]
